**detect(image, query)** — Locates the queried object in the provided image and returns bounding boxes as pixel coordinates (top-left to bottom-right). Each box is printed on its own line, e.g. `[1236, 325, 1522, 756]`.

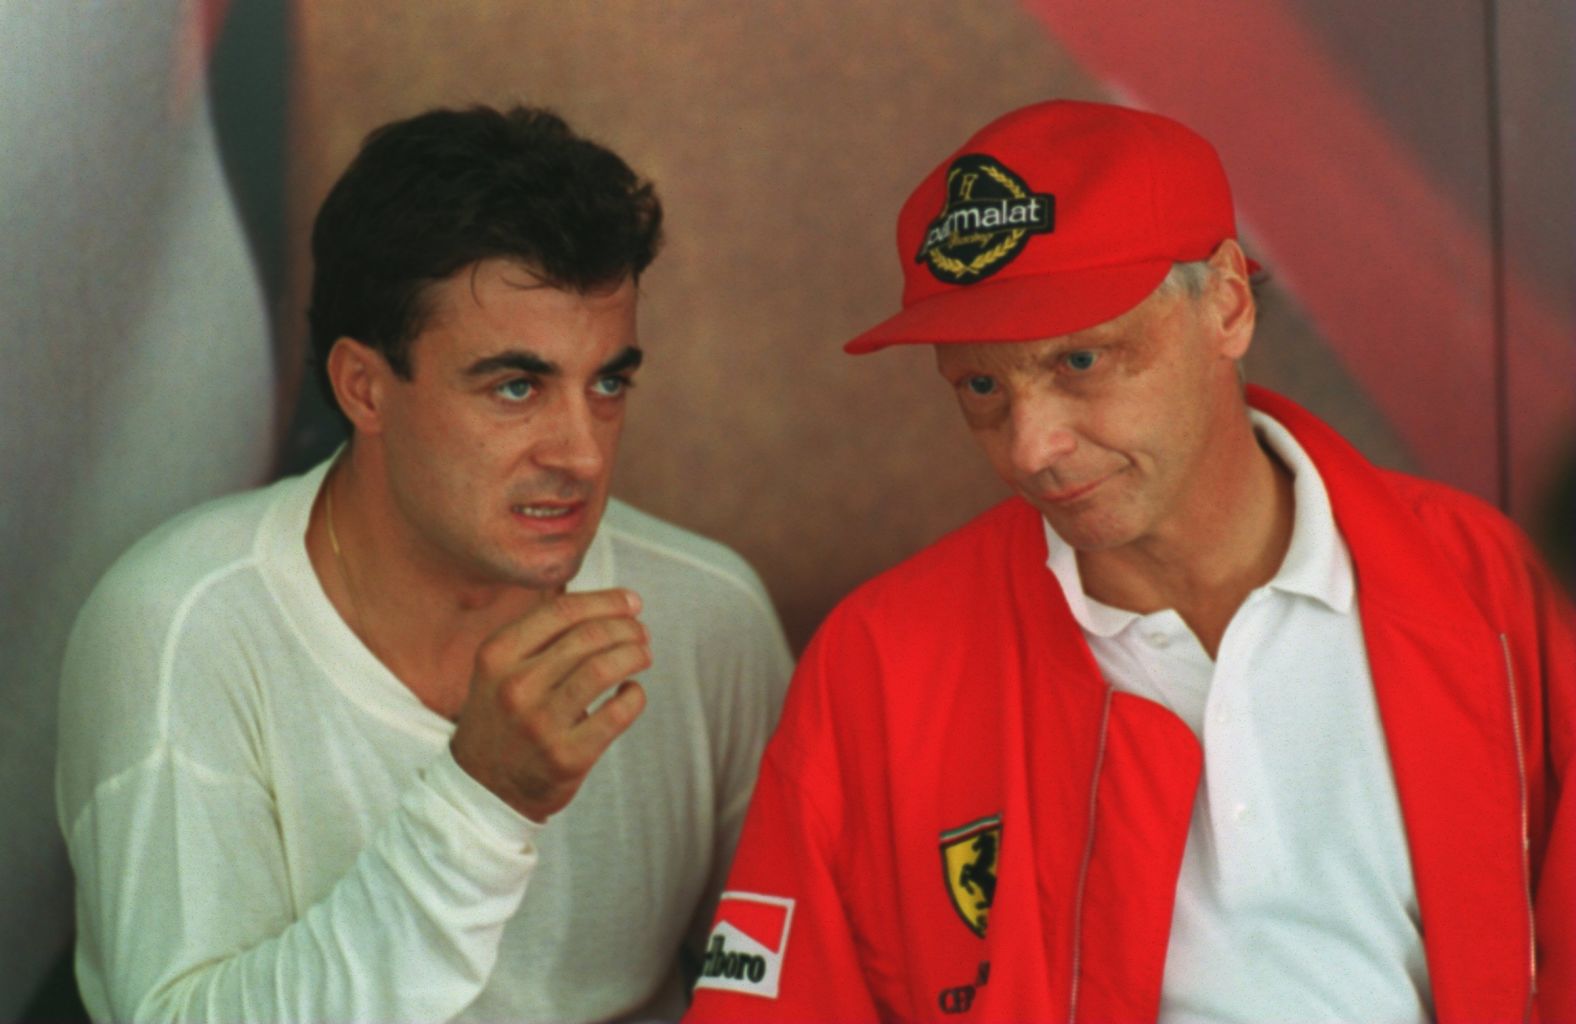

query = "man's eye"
[496, 378, 534, 401]
[964, 376, 997, 397]
[592, 375, 632, 398]
[1063, 350, 1100, 372]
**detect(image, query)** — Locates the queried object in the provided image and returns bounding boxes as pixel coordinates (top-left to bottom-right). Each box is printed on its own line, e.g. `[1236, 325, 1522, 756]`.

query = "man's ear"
[326, 337, 393, 436]
[1206, 238, 1256, 361]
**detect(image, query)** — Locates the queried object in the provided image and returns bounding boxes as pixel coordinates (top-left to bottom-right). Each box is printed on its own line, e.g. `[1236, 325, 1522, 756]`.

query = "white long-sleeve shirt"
[56, 458, 793, 1023]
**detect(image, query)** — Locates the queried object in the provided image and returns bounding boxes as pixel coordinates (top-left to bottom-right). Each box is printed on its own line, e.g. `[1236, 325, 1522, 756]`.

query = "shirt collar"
[1042, 408, 1354, 626]
[1043, 522, 1138, 637]
[565, 500, 616, 593]
[1251, 408, 1353, 613]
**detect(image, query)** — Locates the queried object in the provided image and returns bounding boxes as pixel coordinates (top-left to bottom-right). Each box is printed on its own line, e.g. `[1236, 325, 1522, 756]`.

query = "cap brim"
[845, 260, 1175, 354]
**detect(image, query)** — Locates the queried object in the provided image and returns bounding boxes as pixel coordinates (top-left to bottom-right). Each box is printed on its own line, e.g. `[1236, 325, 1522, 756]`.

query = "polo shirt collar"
[1042, 408, 1354, 630]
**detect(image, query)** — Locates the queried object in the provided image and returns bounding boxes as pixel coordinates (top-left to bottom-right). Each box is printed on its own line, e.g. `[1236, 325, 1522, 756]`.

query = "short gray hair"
[1159, 259, 1214, 297]
[1159, 259, 1249, 385]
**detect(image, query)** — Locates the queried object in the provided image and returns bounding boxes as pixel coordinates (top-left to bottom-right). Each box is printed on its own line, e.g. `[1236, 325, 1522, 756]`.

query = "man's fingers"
[477, 588, 641, 674]
[454, 591, 650, 823]
[489, 617, 647, 717]
[553, 640, 652, 724]
[532, 615, 649, 686]
[568, 680, 647, 762]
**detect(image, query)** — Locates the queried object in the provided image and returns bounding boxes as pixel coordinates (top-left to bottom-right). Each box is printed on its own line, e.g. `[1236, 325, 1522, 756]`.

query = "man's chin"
[490, 508, 603, 589]
[503, 551, 590, 591]
[1034, 505, 1139, 554]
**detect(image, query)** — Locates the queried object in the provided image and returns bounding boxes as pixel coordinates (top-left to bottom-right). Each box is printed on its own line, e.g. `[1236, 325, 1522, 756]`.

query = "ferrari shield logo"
[940, 814, 1001, 938]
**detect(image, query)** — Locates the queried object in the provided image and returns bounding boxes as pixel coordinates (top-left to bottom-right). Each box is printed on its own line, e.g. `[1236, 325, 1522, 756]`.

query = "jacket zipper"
[1067, 686, 1115, 1023]
[1500, 633, 1537, 1020]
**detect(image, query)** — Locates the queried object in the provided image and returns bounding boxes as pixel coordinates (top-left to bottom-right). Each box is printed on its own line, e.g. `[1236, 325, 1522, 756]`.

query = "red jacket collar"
[1252, 386, 1529, 1021]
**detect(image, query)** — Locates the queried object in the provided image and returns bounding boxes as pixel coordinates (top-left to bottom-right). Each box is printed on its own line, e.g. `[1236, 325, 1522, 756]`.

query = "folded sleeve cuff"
[423, 745, 545, 853]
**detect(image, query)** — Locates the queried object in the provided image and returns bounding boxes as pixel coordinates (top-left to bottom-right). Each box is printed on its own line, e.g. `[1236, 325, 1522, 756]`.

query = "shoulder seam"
[763, 733, 843, 848]
[64, 743, 270, 854]
[154, 554, 261, 746]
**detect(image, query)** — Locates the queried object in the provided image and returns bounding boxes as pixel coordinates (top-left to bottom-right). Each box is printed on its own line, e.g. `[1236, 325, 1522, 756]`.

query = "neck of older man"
[1075, 402, 1295, 660]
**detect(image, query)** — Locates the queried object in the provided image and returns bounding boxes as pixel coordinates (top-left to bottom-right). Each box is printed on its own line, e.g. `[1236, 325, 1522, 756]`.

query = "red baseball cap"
[844, 100, 1253, 354]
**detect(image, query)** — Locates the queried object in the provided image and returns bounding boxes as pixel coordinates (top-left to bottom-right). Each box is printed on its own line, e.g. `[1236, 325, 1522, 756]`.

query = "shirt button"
[1233, 803, 1250, 822]
[1146, 632, 1170, 648]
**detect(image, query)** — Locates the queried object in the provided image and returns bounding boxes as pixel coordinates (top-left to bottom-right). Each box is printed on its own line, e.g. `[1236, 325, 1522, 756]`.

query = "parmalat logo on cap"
[915, 154, 1054, 285]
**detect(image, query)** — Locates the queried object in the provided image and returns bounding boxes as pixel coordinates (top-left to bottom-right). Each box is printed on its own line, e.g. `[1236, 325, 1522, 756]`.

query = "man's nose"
[1007, 397, 1078, 477]
[536, 394, 606, 478]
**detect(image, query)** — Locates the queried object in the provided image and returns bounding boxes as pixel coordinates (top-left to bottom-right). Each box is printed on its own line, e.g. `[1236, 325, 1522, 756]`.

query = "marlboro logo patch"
[694, 892, 796, 999]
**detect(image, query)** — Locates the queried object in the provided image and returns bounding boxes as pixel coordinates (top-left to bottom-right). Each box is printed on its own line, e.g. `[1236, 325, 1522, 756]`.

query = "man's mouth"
[1043, 481, 1100, 503]
[1038, 468, 1121, 504]
[511, 503, 579, 520]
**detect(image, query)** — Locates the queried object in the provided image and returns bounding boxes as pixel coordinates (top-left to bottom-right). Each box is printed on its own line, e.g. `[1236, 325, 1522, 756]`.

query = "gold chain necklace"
[323, 473, 370, 644]
[325, 478, 343, 557]
[323, 468, 461, 723]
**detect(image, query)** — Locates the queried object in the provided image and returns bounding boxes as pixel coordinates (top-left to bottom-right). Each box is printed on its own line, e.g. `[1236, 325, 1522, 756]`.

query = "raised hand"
[450, 588, 650, 821]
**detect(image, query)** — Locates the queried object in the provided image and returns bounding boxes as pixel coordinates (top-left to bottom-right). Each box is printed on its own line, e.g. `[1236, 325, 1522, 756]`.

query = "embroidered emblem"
[940, 814, 1001, 938]
[915, 155, 1054, 284]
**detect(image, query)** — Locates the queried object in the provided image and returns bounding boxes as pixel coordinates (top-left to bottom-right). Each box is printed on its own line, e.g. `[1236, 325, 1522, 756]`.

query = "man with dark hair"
[687, 101, 1574, 1021]
[58, 105, 791, 1022]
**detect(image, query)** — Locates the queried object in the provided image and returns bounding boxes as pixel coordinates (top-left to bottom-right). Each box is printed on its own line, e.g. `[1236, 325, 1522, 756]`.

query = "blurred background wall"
[2, 1, 282, 1019]
[5, 1, 1571, 1019]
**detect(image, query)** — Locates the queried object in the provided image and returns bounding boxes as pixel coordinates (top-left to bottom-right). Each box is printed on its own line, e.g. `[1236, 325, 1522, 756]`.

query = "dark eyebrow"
[462, 346, 643, 380]
[463, 350, 556, 378]
[598, 347, 644, 376]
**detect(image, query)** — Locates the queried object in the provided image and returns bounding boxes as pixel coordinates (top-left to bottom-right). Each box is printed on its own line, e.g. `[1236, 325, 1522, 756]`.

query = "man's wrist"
[430, 745, 547, 847]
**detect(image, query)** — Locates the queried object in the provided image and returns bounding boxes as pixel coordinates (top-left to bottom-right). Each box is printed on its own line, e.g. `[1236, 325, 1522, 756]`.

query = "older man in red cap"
[686, 101, 1574, 1023]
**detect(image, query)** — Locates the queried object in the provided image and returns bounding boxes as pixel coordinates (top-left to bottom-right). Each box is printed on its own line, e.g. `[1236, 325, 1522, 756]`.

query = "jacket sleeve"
[1529, 556, 1576, 1020]
[1400, 475, 1576, 1018]
[1453, 497, 1576, 1020]
[685, 619, 886, 1022]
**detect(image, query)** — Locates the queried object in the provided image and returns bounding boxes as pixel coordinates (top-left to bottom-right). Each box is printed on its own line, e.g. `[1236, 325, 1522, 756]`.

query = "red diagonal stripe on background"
[200, 0, 231, 58]
[170, 0, 232, 114]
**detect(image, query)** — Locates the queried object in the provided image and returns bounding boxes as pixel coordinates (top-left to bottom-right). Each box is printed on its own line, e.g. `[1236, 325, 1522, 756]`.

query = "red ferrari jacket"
[686, 389, 1574, 1023]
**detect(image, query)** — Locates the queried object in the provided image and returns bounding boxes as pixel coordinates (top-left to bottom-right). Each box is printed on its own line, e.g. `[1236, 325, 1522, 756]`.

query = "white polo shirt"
[1044, 411, 1434, 1023]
